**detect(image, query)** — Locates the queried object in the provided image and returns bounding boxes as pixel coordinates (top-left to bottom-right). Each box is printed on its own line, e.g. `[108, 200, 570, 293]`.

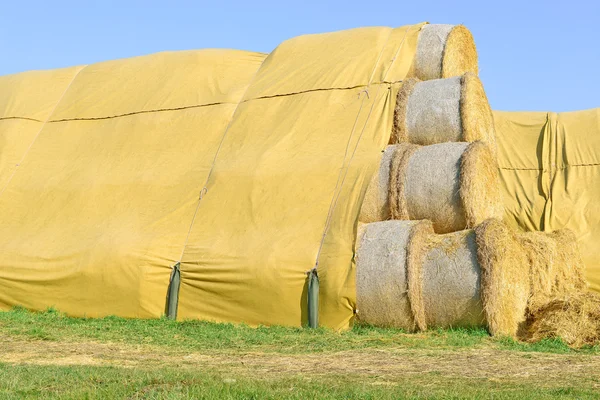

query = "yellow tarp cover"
[495, 109, 600, 292]
[0, 24, 424, 329]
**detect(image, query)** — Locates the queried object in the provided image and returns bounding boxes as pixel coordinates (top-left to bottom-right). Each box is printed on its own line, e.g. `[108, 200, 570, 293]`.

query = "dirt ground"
[2, 335, 599, 387]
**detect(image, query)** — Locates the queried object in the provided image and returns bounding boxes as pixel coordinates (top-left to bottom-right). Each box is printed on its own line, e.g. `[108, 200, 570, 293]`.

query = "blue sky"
[1, 1, 598, 112]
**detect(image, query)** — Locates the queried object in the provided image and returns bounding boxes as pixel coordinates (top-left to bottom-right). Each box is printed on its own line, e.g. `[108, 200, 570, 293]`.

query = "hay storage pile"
[356, 23, 595, 344]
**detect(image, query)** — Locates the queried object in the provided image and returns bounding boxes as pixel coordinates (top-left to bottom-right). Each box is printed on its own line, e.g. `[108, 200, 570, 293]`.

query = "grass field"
[0, 308, 599, 399]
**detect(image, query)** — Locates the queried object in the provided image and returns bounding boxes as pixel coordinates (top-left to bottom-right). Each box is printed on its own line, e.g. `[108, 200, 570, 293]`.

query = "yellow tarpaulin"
[495, 109, 600, 292]
[0, 24, 424, 329]
[0, 50, 267, 318]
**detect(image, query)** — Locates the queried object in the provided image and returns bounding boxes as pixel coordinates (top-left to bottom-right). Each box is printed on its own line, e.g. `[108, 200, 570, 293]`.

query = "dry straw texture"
[408, 229, 485, 331]
[391, 79, 418, 144]
[410, 24, 478, 81]
[519, 229, 586, 314]
[355, 220, 433, 330]
[389, 143, 420, 221]
[519, 231, 558, 313]
[518, 229, 595, 348]
[460, 72, 496, 153]
[389, 142, 501, 234]
[524, 293, 600, 348]
[398, 142, 468, 233]
[550, 229, 587, 294]
[358, 146, 396, 223]
[475, 219, 530, 337]
[391, 73, 495, 153]
[441, 25, 478, 79]
[405, 220, 435, 331]
[404, 76, 463, 145]
[459, 141, 504, 228]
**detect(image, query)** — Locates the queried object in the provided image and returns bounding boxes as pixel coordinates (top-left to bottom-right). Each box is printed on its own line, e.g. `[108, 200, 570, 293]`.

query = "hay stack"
[391, 73, 495, 151]
[389, 141, 502, 233]
[519, 230, 587, 314]
[523, 293, 600, 348]
[356, 219, 529, 336]
[409, 24, 478, 81]
[355, 220, 433, 330]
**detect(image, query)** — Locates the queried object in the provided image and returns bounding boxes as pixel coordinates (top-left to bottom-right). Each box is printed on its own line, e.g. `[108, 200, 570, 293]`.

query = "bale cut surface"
[355, 220, 434, 330]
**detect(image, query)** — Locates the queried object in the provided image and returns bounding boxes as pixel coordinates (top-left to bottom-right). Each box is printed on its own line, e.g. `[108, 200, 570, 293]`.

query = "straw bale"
[411, 24, 478, 80]
[392, 73, 495, 153]
[389, 142, 501, 233]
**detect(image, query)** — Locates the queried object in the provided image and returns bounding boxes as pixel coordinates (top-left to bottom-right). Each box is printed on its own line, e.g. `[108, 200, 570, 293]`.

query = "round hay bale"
[389, 141, 502, 234]
[391, 73, 495, 153]
[519, 229, 587, 314]
[523, 292, 600, 348]
[475, 219, 530, 337]
[355, 220, 433, 330]
[407, 229, 485, 331]
[359, 147, 395, 223]
[409, 24, 478, 81]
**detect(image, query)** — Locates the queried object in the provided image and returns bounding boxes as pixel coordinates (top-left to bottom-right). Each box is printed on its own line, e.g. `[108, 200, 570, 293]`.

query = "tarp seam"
[0, 116, 44, 123]
[500, 164, 600, 171]
[241, 80, 409, 104]
[499, 167, 545, 171]
[4, 83, 412, 124]
[46, 102, 238, 122]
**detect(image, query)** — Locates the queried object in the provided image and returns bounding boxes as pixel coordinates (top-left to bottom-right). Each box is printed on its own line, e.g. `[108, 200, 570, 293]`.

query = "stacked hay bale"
[408, 24, 478, 81]
[357, 23, 591, 341]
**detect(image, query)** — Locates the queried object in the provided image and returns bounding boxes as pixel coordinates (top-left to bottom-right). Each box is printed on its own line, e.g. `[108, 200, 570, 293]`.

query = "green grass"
[1, 363, 598, 400]
[1, 307, 599, 399]
[0, 307, 595, 354]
